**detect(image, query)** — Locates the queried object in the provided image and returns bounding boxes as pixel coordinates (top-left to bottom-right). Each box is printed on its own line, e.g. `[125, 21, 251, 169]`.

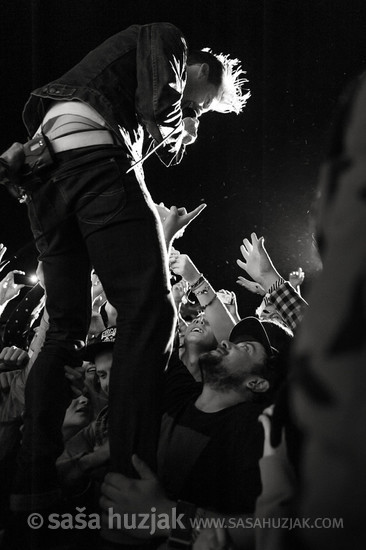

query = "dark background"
[1, 0, 366, 317]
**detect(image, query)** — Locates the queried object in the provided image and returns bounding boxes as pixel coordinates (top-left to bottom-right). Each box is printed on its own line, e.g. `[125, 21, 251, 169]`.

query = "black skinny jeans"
[13, 146, 175, 503]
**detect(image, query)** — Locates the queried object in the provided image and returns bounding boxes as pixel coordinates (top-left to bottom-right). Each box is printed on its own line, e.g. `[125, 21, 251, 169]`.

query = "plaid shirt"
[265, 281, 308, 332]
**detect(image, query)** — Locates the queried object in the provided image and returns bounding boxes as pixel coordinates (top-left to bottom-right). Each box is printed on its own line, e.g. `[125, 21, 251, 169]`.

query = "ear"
[246, 376, 270, 393]
[198, 62, 210, 79]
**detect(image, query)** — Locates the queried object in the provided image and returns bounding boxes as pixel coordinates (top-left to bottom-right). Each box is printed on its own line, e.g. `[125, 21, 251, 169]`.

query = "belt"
[49, 130, 115, 153]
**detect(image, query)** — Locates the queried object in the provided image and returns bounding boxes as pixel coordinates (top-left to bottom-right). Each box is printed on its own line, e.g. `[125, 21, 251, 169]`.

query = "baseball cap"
[229, 316, 291, 357]
[83, 326, 116, 362]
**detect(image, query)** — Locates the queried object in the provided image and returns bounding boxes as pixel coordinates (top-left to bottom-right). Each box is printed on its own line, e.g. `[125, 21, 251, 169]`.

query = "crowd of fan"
[0, 215, 309, 549]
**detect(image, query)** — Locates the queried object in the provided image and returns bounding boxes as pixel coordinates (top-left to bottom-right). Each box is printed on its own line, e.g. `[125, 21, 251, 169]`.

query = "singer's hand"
[182, 117, 199, 145]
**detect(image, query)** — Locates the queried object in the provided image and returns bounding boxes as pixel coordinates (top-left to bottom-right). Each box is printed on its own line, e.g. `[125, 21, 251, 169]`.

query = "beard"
[199, 351, 247, 391]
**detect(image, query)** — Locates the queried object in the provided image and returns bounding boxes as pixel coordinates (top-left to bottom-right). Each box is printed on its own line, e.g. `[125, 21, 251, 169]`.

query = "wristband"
[189, 275, 205, 292]
[194, 283, 210, 296]
[200, 293, 217, 311]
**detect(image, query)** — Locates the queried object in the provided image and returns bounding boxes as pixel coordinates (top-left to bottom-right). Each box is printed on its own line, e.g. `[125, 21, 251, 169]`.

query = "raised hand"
[289, 267, 305, 290]
[162, 203, 206, 244]
[0, 270, 26, 307]
[169, 251, 200, 284]
[236, 233, 282, 292]
[217, 289, 241, 323]
[0, 345, 29, 371]
[236, 276, 265, 296]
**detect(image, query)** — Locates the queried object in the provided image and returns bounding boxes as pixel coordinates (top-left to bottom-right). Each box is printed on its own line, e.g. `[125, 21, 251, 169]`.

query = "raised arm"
[169, 251, 236, 342]
[155, 202, 206, 250]
[236, 233, 308, 332]
[0, 270, 26, 316]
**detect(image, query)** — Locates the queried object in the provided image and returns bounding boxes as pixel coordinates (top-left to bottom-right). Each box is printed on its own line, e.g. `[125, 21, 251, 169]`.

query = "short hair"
[187, 48, 251, 114]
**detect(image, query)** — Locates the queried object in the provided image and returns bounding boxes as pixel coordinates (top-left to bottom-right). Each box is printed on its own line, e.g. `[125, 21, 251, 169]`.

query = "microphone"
[182, 101, 201, 119]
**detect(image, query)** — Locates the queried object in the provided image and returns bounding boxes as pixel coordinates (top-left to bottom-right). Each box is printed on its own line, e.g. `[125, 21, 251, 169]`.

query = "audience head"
[83, 326, 116, 396]
[183, 312, 217, 352]
[199, 317, 292, 400]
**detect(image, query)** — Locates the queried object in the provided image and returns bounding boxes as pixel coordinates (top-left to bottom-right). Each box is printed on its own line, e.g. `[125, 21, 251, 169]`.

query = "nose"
[78, 395, 89, 405]
[220, 340, 230, 349]
[193, 315, 204, 325]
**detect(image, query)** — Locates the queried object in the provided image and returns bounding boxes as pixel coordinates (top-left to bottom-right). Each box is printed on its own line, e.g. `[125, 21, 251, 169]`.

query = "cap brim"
[229, 316, 273, 356]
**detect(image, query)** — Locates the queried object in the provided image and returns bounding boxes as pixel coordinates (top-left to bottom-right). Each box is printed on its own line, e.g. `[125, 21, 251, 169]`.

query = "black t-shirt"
[157, 354, 265, 515]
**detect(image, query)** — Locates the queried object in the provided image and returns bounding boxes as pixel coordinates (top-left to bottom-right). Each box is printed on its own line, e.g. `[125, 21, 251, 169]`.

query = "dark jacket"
[22, 22, 189, 166]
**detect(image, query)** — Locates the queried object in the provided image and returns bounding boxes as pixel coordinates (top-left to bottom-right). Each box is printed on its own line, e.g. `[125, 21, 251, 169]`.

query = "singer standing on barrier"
[1, 22, 249, 513]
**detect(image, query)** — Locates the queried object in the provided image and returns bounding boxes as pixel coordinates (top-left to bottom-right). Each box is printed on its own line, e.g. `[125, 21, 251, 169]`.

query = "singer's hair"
[187, 49, 250, 114]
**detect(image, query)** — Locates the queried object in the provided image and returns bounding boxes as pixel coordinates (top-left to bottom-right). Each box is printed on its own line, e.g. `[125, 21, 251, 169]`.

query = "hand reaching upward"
[236, 233, 282, 292]
[160, 203, 206, 246]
